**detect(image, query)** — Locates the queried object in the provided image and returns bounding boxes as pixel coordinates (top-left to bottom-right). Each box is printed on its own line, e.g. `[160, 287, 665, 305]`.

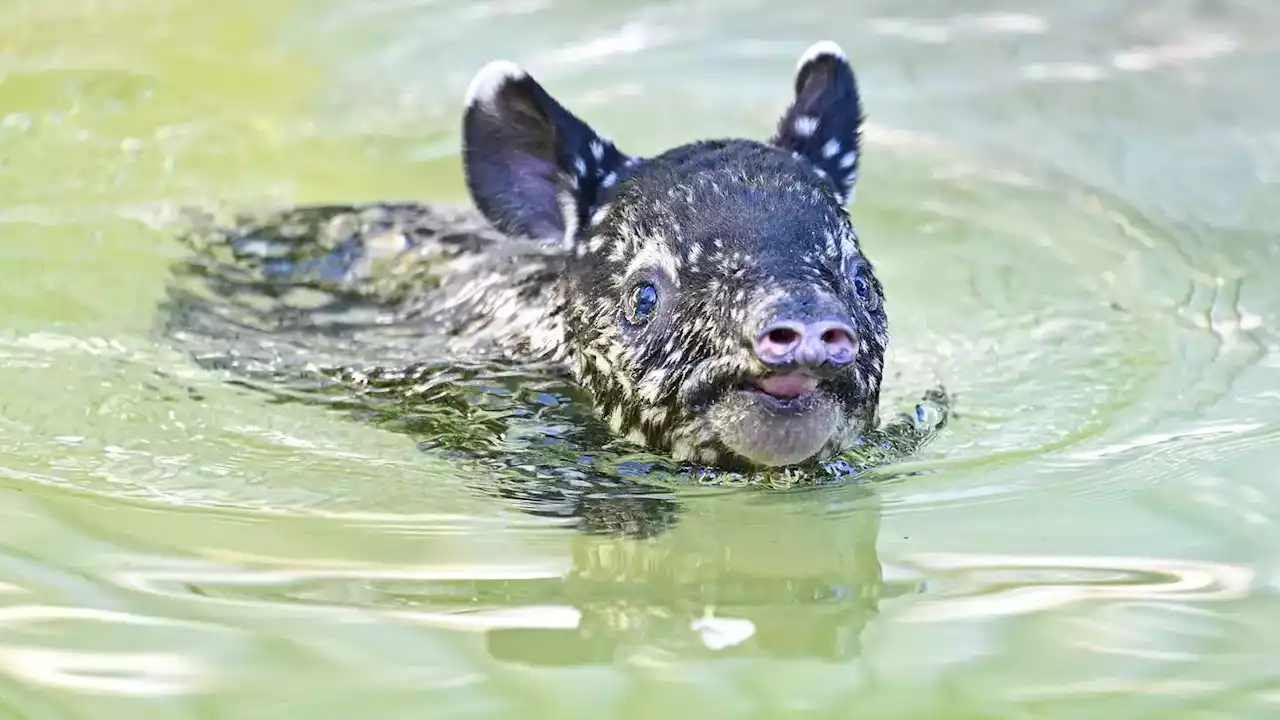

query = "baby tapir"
[461, 40, 886, 470]
[190, 40, 899, 473]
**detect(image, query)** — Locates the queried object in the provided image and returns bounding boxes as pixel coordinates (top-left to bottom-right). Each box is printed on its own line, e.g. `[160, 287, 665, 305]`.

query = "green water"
[2, 0, 1280, 716]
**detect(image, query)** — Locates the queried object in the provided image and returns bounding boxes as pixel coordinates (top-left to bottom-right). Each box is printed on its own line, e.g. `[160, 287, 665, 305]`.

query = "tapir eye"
[853, 274, 871, 300]
[628, 283, 660, 323]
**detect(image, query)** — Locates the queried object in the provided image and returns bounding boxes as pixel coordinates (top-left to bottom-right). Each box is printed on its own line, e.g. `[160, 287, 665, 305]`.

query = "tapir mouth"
[741, 372, 822, 416]
[680, 364, 830, 415]
[752, 372, 819, 400]
[673, 360, 868, 468]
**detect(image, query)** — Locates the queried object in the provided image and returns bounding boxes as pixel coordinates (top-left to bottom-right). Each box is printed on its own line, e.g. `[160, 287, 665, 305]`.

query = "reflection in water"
[477, 495, 899, 666]
[110, 484, 905, 668]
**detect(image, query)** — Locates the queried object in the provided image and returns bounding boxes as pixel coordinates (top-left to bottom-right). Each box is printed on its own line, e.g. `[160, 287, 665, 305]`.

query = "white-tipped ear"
[461, 60, 641, 243]
[796, 40, 848, 70]
[464, 60, 527, 110]
[770, 40, 864, 206]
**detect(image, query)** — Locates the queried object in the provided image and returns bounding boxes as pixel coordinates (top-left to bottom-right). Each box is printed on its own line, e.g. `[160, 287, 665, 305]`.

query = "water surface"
[2, 0, 1279, 716]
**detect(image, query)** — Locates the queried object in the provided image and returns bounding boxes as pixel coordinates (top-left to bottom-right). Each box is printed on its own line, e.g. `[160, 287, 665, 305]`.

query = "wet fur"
[459, 42, 884, 469]
[194, 42, 901, 472]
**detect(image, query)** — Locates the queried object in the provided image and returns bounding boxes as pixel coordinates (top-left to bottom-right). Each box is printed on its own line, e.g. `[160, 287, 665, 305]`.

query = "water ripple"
[0, 605, 242, 697]
[894, 553, 1256, 624]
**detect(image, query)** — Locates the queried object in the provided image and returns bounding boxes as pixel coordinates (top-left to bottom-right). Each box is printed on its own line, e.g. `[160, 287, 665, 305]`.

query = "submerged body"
[182, 41, 937, 472]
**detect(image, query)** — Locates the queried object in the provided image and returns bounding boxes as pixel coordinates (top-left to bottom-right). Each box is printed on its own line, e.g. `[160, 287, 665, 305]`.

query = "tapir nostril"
[753, 318, 858, 367]
[754, 322, 804, 364]
[820, 325, 857, 365]
[765, 327, 800, 348]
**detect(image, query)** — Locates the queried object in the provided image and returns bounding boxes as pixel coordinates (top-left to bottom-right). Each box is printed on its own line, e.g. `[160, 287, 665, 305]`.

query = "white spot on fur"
[557, 190, 578, 249]
[601, 172, 618, 188]
[590, 203, 612, 227]
[464, 60, 525, 108]
[638, 372, 665, 403]
[840, 229, 858, 259]
[608, 241, 628, 263]
[624, 236, 680, 287]
[839, 150, 857, 169]
[822, 138, 841, 158]
[573, 157, 587, 177]
[642, 406, 668, 426]
[793, 115, 819, 138]
[590, 140, 604, 162]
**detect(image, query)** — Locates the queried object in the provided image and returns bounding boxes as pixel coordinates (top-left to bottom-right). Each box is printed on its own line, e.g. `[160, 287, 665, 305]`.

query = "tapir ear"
[770, 41, 864, 206]
[462, 61, 638, 244]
